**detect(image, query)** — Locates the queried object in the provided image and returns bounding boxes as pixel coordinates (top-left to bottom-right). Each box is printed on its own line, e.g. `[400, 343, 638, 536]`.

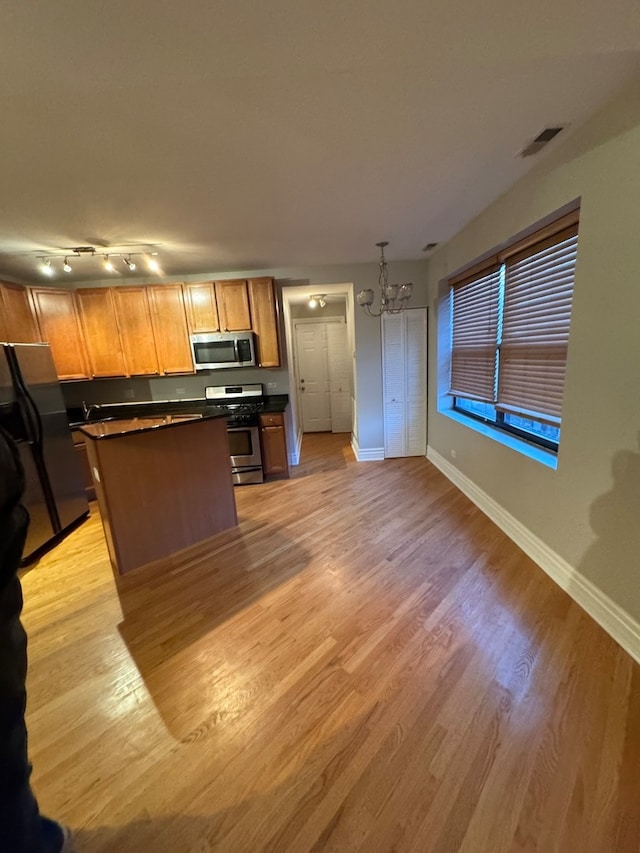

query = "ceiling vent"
[519, 126, 564, 158]
[422, 242, 439, 252]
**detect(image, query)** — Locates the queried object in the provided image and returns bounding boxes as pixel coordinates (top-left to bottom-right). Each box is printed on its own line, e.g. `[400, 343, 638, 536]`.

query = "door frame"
[282, 283, 355, 465]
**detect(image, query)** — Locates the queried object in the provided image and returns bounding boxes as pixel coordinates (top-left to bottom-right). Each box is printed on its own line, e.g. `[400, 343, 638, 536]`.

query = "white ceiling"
[1, 0, 640, 283]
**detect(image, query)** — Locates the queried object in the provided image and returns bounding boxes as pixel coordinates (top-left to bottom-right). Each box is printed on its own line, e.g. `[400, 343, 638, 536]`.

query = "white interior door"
[295, 323, 332, 432]
[382, 309, 427, 457]
[326, 323, 351, 433]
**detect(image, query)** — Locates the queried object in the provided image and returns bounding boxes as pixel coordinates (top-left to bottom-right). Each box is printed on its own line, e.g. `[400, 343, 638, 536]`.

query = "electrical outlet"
[124, 389, 134, 400]
[450, 449, 457, 459]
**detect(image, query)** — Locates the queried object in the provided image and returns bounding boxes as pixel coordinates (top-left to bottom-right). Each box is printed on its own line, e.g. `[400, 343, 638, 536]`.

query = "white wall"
[427, 79, 640, 626]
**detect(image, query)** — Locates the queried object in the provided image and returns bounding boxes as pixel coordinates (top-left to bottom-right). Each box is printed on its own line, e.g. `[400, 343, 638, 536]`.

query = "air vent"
[422, 242, 439, 252]
[519, 126, 564, 158]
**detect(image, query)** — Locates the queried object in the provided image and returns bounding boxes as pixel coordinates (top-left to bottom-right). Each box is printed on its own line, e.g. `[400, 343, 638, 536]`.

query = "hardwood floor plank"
[16, 433, 640, 852]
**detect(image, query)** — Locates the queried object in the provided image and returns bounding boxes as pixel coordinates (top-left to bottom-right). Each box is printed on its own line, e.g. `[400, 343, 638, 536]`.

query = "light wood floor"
[20, 433, 640, 852]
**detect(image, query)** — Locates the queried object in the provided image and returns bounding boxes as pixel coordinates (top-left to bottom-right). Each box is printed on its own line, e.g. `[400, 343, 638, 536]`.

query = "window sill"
[440, 407, 558, 470]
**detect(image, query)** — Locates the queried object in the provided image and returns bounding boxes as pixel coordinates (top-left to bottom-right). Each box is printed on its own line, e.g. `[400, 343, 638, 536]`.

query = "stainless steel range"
[206, 384, 265, 485]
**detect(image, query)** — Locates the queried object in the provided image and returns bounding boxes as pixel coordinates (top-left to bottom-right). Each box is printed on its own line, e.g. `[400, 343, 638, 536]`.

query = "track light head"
[146, 254, 161, 273]
[123, 255, 136, 271]
[103, 255, 115, 272]
[40, 258, 54, 276]
[63, 257, 72, 273]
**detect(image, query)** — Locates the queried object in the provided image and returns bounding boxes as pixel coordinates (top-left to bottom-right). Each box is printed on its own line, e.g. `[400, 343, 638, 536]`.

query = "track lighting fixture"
[33, 245, 162, 277]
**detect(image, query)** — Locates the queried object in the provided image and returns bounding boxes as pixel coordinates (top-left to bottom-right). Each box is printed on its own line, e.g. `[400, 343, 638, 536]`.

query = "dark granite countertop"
[68, 394, 289, 427]
[79, 412, 227, 440]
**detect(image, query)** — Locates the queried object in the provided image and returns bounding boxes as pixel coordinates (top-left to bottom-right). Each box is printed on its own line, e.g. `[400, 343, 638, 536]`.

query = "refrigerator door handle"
[13, 371, 44, 446]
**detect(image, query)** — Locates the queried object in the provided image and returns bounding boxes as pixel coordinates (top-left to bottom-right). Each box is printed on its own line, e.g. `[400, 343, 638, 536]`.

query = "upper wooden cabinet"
[248, 277, 280, 367]
[215, 279, 251, 331]
[0, 282, 41, 343]
[147, 284, 194, 374]
[76, 288, 127, 378]
[30, 288, 90, 380]
[184, 281, 220, 333]
[112, 287, 160, 376]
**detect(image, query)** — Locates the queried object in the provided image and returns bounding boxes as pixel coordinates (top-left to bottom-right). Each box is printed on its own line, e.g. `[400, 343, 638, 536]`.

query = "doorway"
[281, 285, 355, 465]
[294, 320, 351, 433]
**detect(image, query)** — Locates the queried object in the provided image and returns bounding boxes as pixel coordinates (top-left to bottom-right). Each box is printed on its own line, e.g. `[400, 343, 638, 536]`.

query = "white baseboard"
[351, 437, 385, 462]
[427, 446, 640, 665]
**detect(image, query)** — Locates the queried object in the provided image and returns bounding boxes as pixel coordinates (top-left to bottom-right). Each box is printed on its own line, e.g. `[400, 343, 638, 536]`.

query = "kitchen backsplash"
[61, 367, 290, 408]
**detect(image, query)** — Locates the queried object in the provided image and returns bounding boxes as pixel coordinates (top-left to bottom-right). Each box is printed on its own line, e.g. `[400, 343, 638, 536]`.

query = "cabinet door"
[30, 288, 90, 380]
[0, 282, 40, 343]
[184, 281, 219, 332]
[382, 309, 427, 458]
[147, 284, 194, 374]
[215, 280, 251, 331]
[248, 277, 280, 367]
[112, 287, 160, 376]
[76, 288, 127, 378]
[259, 412, 289, 477]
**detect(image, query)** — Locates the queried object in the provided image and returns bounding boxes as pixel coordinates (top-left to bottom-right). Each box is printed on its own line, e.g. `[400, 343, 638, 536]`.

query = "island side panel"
[87, 417, 237, 576]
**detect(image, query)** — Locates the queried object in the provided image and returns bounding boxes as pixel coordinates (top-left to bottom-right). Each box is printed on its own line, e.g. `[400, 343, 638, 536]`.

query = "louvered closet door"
[382, 308, 427, 458]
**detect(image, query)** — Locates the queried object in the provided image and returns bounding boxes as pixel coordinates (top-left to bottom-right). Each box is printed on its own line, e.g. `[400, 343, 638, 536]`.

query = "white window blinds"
[448, 209, 579, 428]
[449, 264, 500, 403]
[497, 224, 578, 424]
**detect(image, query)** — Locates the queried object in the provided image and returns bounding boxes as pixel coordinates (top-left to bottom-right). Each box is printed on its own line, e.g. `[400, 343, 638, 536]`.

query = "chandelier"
[356, 241, 413, 317]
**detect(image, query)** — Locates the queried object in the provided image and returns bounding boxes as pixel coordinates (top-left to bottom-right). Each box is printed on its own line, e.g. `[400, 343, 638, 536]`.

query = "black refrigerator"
[0, 342, 89, 563]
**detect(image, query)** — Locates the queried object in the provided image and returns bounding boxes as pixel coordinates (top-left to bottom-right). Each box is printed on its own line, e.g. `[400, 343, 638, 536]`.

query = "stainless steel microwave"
[190, 331, 256, 370]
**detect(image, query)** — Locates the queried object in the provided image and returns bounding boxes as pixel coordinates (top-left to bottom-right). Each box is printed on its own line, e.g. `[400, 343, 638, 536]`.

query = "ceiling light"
[40, 258, 54, 276]
[103, 255, 116, 272]
[357, 241, 413, 317]
[146, 254, 161, 273]
[308, 294, 326, 309]
[123, 256, 136, 271]
[63, 257, 72, 273]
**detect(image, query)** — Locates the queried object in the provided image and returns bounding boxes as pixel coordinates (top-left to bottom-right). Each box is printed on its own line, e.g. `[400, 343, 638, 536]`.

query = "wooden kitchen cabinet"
[248, 277, 280, 367]
[76, 288, 127, 378]
[71, 429, 96, 501]
[30, 288, 90, 380]
[259, 411, 289, 478]
[112, 287, 160, 376]
[0, 282, 41, 343]
[147, 284, 194, 374]
[215, 279, 251, 331]
[184, 281, 220, 333]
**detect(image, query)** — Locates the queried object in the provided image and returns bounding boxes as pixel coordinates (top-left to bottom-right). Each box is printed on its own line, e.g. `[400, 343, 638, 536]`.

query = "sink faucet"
[81, 401, 100, 421]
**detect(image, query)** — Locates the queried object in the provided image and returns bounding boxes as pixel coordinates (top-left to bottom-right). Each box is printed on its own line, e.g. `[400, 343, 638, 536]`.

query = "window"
[448, 209, 579, 453]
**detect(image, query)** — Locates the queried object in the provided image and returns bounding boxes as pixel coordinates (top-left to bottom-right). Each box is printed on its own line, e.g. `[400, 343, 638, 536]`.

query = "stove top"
[204, 383, 265, 425]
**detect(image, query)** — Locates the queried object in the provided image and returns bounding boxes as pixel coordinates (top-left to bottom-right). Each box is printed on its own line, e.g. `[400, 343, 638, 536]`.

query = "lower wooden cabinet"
[259, 412, 289, 479]
[71, 430, 96, 501]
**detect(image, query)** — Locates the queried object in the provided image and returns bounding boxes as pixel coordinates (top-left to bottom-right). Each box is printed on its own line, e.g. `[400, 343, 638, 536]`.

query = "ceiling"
[1, 1, 640, 284]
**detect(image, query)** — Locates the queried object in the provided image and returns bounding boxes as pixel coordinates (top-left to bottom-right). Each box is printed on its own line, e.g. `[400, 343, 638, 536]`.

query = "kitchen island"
[80, 413, 237, 578]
